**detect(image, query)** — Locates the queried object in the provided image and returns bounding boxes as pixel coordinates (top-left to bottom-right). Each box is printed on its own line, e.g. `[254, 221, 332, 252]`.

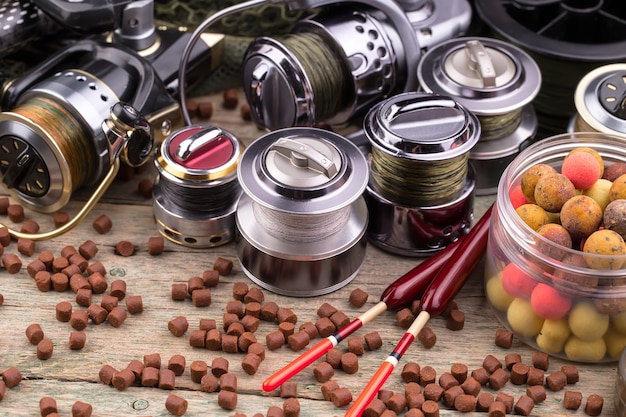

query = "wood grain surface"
[0, 91, 618, 417]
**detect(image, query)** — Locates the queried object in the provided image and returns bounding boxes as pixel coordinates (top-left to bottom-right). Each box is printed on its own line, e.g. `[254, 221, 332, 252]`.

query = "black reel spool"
[474, 0, 626, 138]
[0, 39, 183, 239]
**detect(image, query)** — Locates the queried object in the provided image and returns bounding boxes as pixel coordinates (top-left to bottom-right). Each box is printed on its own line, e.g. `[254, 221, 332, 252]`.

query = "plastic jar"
[485, 132, 626, 363]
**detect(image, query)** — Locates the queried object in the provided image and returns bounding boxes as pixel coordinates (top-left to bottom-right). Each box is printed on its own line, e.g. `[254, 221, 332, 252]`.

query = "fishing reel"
[0, 39, 184, 239]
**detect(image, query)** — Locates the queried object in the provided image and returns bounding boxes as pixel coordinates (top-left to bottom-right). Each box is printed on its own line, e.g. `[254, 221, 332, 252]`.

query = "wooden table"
[0, 91, 617, 417]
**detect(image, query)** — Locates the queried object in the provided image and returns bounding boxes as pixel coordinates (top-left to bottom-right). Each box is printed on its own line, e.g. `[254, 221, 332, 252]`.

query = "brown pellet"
[454, 393, 476, 412]
[363, 398, 387, 417]
[147, 236, 164, 255]
[143, 353, 161, 369]
[482, 354, 502, 373]
[70, 310, 88, 330]
[266, 330, 285, 350]
[213, 256, 233, 275]
[221, 334, 239, 353]
[7, 204, 24, 222]
[488, 400, 507, 417]
[17, 238, 35, 256]
[471, 367, 490, 385]
[321, 380, 340, 401]
[420, 365, 437, 386]
[68, 274, 89, 293]
[424, 383, 444, 402]
[585, 394, 604, 416]
[378, 389, 393, 403]
[110, 279, 126, 299]
[199, 318, 216, 332]
[222, 89, 239, 109]
[341, 352, 359, 374]
[232, 281, 248, 301]
[0, 197, 8, 214]
[168, 316, 189, 337]
[460, 376, 481, 397]
[72, 400, 93, 417]
[495, 392, 514, 413]
[165, 394, 187, 416]
[513, 394, 534, 416]
[63, 264, 82, 280]
[189, 329, 207, 348]
[421, 399, 440, 417]
[190, 360, 208, 383]
[125, 295, 143, 314]
[187, 276, 204, 294]
[99, 364, 117, 385]
[330, 387, 353, 407]
[329, 310, 350, 329]
[88, 272, 108, 294]
[244, 286, 264, 304]
[283, 397, 300, 417]
[248, 342, 265, 360]
[242, 352, 262, 375]
[115, 240, 135, 257]
[405, 409, 425, 417]
[510, 362, 529, 385]
[78, 240, 98, 260]
[526, 367, 544, 386]
[417, 326, 437, 349]
[205, 328, 222, 350]
[171, 283, 188, 301]
[25, 323, 44, 345]
[313, 361, 334, 383]
[201, 269, 219, 287]
[0, 227, 9, 247]
[112, 368, 134, 390]
[137, 178, 153, 199]
[439, 372, 459, 390]
[217, 390, 237, 410]
[315, 317, 336, 338]
[51, 272, 69, 292]
[20, 219, 39, 235]
[317, 302, 338, 318]
[37, 339, 54, 360]
[349, 287, 369, 307]
[258, 301, 277, 322]
[200, 373, 219, 392]
[396, 307, 415, 328]
[531, 351, 549, 370]
[347, 337, 365, 356]
[563, 390, 583, 410]
[386, 393, 408, 414]
[107, 306, 127, 327]
[27, 259, 46, 277]
[141, 367, 159, 387]
[2, 253, 22, 274]
[287, 330, 310, 351]
[69, 332, 86, 350]
[238, 331, 257, 352]
[226, 321, 244, 337]
[40, 396, 58, 416]
[69, 254, 88, 271]
[401, 362, 420, 384]
[159, 368, 176, 389]
[450, 362, 468, 383]
[75, 288, 92, 307]
[100, 295, 119, 312]
[476, 392, 494, 412]
[494, 328, 514, 348]
[364, 331, 383, 350]
[504, 352, 522, 370]
[326, 348, 342, 369]
[277, 307, 298, 324]
[561, 364, 579, 384]
[2, 367, 21, 388]
[220, 372, 237, 392]
[279, 381, 298, 398]
[240, 103, 251, 121]
[488, 368, 509, 390]
[92, 214, 112, 234]
[198, 101, 214, 119]
[546, 370, 568, 391]
[526, 384, 546, 403]
[446, 308, 465, 330]
[211, 357, 229, 377]
[192, 288, 211, 307]
[35, 270, 51, 292]
[53, 211, 70, 228]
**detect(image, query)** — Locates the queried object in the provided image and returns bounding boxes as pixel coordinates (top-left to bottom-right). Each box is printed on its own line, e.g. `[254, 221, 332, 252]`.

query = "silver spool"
[153, 125, 243, 248]
[418, 37, 541, 195]
[236, 127, 369, 297]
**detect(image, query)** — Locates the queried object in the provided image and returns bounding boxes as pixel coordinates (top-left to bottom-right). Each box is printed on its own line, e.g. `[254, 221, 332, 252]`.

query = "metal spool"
[236, 127, 369, 297]
[474, 0, 626, 137]
[153, 125, 243, 248]
[363, 92, 479, 256]
[418, 36, 542, 195]
[572, 63, 626, 138]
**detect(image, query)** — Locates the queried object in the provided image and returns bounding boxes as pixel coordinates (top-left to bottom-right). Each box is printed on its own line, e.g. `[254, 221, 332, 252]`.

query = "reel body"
[0, 39, 183, 213]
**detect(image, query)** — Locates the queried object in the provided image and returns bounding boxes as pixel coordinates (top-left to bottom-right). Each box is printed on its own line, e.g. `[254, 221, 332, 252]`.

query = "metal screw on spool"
[153, 125, 243, 248]
[363, 92, 479, 256]
[572, 63, 626, 138]
[236, 127, 369, 297]
[418, 37, 541, 195]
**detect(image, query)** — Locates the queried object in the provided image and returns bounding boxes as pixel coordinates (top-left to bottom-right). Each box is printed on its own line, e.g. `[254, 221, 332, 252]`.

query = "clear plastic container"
[485, 132, 626, 363]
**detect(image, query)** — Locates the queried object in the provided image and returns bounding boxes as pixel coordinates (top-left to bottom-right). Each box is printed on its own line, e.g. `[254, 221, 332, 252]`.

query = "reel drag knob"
[0, 136, 50, 198]
[102, 102, 154, 168]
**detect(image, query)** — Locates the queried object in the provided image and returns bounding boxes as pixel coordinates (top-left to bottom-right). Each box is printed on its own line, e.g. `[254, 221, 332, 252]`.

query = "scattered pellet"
[7, 204, 24, 222]
[439, 372, 459, 390]
[69, 274, 89, 293]
[476, 392, 494, 412]
[27, 259, 46, 277]
[326, 348, 342, 369]
[125, 295, 143, 314]
[37, 339, 54, 360]
[213, 256, 233, 275]
[205, 329, 222, 350]
[190, 360, 208, 383]
[241, 315, 260, 333]
[53, 212, 70, 228]
[78, 240, 98, 260]
[277, 307, 298, 324]
[69, 254, 88, 271]
[138, 178, 153, 199]
[396, 308, 415, 328]
[242, 352, 262, 375]
[75, 288, 92, 307]
[240, 103, 251, 121]
[330, 387, 353, 407]
[110, 279, 126, 299]
[401, 362, 420, 384]
[198, 101, 214, 119]
[63, 264, 82, 279]
[494, 392, 514, 413]
[17, 238, 35, 256]
[313, 361, 334, 383]
[417, 326, 437, 349]
[200, 373, 219, 393]
[159, 368, 176, 389]
[51, 272, 69, 292]
[488, 400, 507, 417]
[100, 295, 119, 312]
[364, 331, 383, 350]
[40, 396, 58, 416]
[220, 372, 237, 392]
[141, 367, 159, 387]
[211, 357, 229, 377]
[189, 330, 207, 348]
[526, 367, 544, 386]
[88, 272, 108, 294]
[2, 253, 22, 274]
[488, 368, 509, 390]
[471, 367, 489, 385]
[217, 390, 237, 410]
[546, 370, 567, 391]
[483, 354, 502, 373]
[460, 376, 481, 397]
[221, 334, 239, 353]
[115, 240, 135, 257]
[222, 89, 239, 109]
[513, 394, 534, 416]
[561, 365, 579, 384]
[260, 301, 279, 321]
[168, 355, 186, 377]
[421, 399, 440, 417]
[317, 302, 338, 318]
[424, 383, 444, 402]
[99, 364, 117, 385]
[244, 286, 264, 304]
[0, 227, 9, 246]
[107, 306, 127, 328]
[341, 352, 359, 374]
[347, 337, 365, 356]
[315, 317, 336, 338]
[248, 342, 265, 360]
[526, 385, 546, 403]
[585, 394, 604, 416]
[454, 393, 476, 412]
[349, 288, 369, 307]
[70, 310, 88, 331]
[510, 362, 529, 385]
[446, 309, 465, 330]
[531, 351, 549, 371]
[420, 365, 437, 386]
[563, 390, 583, 410]
[386, 393, 407, 414]
[171, 283, 188, 301]
[69, 332, 86, 350]
[0, 198, 9, 214]
[504, 352, 522, 370]
[237, 332, 257, 352]
[321, 380, 340, 401]
[20, 219, 39, 235]
[378, 389, 393, 403]
[199, 319, 216, 332]
[25, 323, 44, 345]
[71, 400, 92, 417]
[363, 398, 387, 417]
[329, 310, 350, 329]
[287, 331, 310, 351]
[35, 270, 51, 292]
[126, 359, 144, 380]
[280, 381, 298, 399]
[147, 236, 164, 255]
[92, 214, 112, 234]
[187, 276, 204, 294]
[266, 406, 283, 417]
[405, 409, 425, 417]
[450, 362, 468, 384]
[165, 394, 188, 416]
[192, 288, 211, 307]
[494, 328, 514, 348]
[112, 368, 135, 390]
